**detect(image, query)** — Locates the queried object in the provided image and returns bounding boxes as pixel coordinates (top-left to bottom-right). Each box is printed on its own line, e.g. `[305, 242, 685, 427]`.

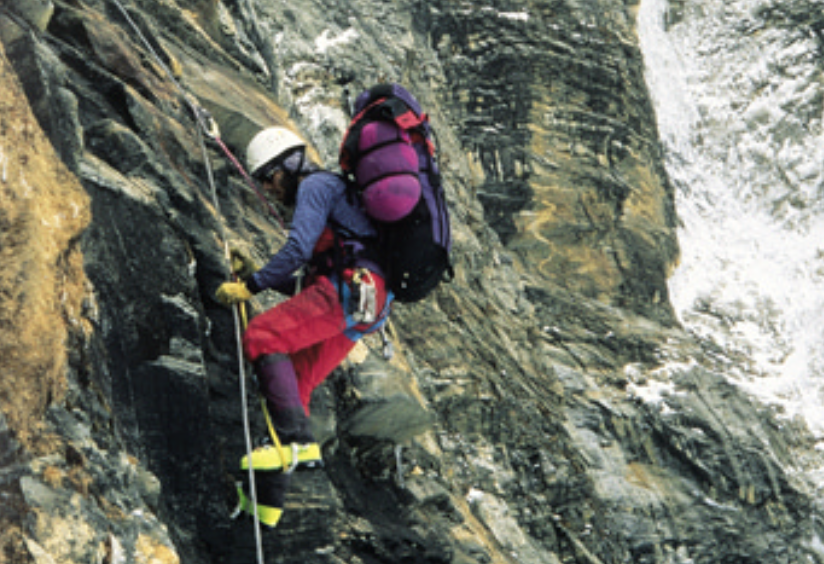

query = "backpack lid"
[341, 85, 431, 172]
[354, 84, 423, 117]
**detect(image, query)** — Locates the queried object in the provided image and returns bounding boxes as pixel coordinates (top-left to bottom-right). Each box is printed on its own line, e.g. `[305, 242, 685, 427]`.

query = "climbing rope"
[106, 0, 286, 561]
[193, 105, 265, 564]
[108, 0, 285, 231]
[261, 399, 299, 474]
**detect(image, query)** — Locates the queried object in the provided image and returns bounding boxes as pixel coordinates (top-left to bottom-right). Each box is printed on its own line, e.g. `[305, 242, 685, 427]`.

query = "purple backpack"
[340, 84, 453, 303]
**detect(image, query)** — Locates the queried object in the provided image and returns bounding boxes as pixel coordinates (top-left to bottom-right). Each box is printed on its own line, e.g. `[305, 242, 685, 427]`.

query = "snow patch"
[639, 0, 824, 444]
[626, 379, 676, 407]
[466, 487, 485, 504]
[624, 362, 689, 413]
[315, 28, 359, 54]
[498, 11, 529, 21]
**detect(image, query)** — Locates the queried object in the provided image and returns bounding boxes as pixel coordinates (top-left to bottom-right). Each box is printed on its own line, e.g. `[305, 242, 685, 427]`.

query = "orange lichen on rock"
[0, 42, 90, 449]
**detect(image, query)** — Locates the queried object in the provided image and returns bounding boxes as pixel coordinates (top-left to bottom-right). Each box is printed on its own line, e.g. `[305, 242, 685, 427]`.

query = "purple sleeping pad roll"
[356, 121, 421, 222]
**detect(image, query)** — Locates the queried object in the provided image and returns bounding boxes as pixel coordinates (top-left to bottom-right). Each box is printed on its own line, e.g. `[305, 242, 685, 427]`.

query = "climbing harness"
[339, 272, 392, 342]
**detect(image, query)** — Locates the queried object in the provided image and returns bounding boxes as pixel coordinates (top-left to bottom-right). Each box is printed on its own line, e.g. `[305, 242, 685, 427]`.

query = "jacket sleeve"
[248, 175, 339, 294]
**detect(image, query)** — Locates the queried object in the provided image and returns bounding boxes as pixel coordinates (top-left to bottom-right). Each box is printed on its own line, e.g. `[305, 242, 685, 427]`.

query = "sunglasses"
[253, 160, 282, 184]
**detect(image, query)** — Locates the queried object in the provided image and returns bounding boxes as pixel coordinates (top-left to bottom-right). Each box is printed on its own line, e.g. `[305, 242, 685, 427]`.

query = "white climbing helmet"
[245, 127, 306, 179]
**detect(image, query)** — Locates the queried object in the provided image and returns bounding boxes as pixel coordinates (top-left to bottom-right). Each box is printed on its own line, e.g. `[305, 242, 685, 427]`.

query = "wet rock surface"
[1, 0, 823, 563]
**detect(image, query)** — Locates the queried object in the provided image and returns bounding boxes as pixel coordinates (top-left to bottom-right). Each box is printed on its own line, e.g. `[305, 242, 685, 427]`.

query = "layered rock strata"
[0, 0, 821, 563]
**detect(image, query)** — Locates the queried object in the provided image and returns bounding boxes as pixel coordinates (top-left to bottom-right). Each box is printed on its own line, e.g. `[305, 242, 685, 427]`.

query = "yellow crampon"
[238, 398, 322, 473]
[241, 442, 323, 472]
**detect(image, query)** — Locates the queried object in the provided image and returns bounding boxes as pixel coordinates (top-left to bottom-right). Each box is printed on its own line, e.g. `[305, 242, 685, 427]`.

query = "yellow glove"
[215, 281, 252, 306]
[230, 248, 260, 280]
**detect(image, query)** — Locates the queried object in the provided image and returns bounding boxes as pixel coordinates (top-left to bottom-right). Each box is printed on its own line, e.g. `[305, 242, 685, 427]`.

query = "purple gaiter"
[256, 354, 314, 444]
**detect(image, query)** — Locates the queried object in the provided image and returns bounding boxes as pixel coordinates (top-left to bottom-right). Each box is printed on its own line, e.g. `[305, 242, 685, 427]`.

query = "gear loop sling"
[107, 1, 281, 560]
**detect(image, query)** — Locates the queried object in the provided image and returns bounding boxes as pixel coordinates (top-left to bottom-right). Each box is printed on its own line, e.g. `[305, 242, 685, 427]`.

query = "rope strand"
[194, 111, 265, 564]
[109, 0, 286, 230]
[211, 134, 286, 230]
[106, 0, 282, 560]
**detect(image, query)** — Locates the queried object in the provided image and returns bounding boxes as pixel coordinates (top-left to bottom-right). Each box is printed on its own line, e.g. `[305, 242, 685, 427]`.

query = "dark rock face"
[428, 1, 679, 324]
[1, 0, 822, 563]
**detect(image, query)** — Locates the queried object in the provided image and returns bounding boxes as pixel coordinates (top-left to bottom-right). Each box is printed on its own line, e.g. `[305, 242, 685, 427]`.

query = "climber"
[215, 126, 392, 528]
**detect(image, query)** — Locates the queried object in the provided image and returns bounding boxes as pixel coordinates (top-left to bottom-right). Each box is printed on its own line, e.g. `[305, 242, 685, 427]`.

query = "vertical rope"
[107, 0, 269, 560]
[195, 127, 265, 564]
[108, 0, 286, 232]
[210, 135, 285, 230]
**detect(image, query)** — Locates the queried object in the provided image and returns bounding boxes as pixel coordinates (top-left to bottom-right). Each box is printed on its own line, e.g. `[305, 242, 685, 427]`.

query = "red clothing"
[243, 272, 389, 411]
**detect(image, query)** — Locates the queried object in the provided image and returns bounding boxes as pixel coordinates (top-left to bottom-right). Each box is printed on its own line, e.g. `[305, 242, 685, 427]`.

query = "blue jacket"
[247, 172, 378, 295]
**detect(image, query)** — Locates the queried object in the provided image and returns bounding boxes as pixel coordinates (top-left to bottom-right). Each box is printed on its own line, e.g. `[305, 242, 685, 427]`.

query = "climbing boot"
[232, 469, 291, 528]
[242, 442, 323, 473]
[254, 354, 323, 471]
[233, 484, 283, 528]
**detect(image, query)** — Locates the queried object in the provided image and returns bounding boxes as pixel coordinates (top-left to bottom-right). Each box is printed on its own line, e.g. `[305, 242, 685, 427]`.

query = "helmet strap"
[281, 173, 300, 208]
[280, 149, 307, 207]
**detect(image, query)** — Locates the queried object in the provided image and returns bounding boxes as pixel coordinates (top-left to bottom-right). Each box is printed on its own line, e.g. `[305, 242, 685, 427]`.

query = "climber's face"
[262, 168, 287, 201]
[258, 162, 299, 208]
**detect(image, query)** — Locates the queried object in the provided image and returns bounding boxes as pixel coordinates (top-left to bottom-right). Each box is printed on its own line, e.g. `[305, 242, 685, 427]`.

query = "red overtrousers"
[243, 272, 388, 411]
